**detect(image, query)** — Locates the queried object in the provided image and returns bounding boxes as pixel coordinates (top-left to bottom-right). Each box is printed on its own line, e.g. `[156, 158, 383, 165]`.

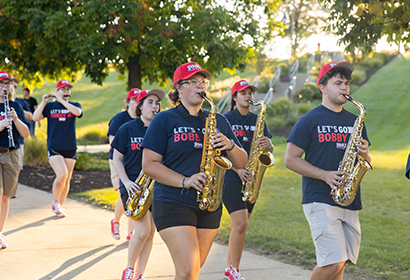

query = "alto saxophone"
[197, 92, 233, 211]
[241, 100, 275, 203]
[125, 169, 154, 221]
[331, 94, 373, 206]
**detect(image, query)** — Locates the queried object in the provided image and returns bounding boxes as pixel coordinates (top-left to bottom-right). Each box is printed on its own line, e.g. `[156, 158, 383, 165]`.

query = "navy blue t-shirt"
[15, 97, 31, 145]
[42, 101, 82, 150]
[141, 107, 242, 209]
[111, 119, 146, 195]
[0, 101, 28, 149]
[107, 110, 135, 159]
[287, 105, 370, 210]
[223, 110, 272, 182]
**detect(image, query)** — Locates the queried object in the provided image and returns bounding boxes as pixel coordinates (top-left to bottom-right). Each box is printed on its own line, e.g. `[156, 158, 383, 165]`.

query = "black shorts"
[222, 180, 255, 214]
[152, 200, 222, 232]
[48, 150, 78, 160]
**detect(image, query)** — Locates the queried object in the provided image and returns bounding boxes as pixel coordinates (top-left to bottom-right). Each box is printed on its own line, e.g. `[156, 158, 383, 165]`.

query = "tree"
[0, 0, 282, 90]
[319, 0, 410, 54]
[279, 0, 327, 60]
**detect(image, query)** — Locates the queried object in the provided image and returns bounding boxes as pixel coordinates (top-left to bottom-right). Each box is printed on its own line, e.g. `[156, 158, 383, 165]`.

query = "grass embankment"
[67, 55, 410, 279]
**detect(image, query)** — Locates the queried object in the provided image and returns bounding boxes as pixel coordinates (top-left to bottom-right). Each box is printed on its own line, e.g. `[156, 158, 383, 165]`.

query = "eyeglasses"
[0, 82, 10, 87]
[181, 79, 210, 88]
[58, 87, 71, 92]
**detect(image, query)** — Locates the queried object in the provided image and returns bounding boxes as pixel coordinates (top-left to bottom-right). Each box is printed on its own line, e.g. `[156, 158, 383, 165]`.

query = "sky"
[264, 31, 402, 60]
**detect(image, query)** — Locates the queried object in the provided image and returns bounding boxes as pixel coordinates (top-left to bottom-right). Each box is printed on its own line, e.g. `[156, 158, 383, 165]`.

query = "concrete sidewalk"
[1, 184, 311, 280]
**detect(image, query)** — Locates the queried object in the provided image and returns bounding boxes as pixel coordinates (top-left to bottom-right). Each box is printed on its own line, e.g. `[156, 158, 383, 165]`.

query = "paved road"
[1, 184, 312, 279]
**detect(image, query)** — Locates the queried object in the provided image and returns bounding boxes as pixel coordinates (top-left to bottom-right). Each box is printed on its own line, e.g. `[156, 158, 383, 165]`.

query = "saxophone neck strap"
[137, 118, 147, 137]
[176, 103, 204, 142]
[233, 108, 252, 145]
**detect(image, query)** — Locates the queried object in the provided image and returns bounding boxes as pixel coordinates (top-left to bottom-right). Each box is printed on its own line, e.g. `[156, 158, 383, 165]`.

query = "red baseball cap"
[231, 80, 257, 96]
[56, 80, 73, 89]
[173, 62, 212, 85]
[0, 71, 12, 82]
[317, 61, 354, 86]
[136, 89, 165, 104]
[126, 88, 141, 100]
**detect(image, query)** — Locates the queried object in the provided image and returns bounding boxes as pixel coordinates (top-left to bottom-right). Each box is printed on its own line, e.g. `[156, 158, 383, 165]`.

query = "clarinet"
[3, 90, 16, 150]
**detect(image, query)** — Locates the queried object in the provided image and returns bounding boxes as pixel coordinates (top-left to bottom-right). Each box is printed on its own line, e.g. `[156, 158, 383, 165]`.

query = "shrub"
[24, 137, 48, 166]
[295, 103, 311, 116]
[266, 98, 292, 118]
[75, 152, 91, 170]
[372, 52, 390, 63]
[292, 83, 321, 103]
[266, 117, 285, 132]
[80, 130, 109, 145]
[351, 69, 366, 85]
[360, 57, 384, 69]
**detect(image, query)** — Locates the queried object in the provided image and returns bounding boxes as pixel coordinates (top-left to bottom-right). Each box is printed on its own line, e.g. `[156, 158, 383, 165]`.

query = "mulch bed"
[18, 165, 111, 193]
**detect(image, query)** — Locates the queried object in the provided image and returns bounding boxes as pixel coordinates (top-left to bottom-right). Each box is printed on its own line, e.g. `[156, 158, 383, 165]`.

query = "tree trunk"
[127, 55, 142, 90]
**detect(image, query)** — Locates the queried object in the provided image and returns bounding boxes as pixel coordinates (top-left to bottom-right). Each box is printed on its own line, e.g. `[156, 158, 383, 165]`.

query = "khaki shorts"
[109, 159, 120, 190]
[0, 150, 20, 197]
[303, 202, 361, 267]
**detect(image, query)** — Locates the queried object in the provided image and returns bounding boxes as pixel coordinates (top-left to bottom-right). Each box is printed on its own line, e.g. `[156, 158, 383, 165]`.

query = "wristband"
[181, 177, 187, 194]
[227, 139, 235, 151]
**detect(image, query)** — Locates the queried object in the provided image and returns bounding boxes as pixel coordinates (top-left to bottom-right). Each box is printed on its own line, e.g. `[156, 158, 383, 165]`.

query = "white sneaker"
[0, 234, 8, 249]
[52, 201, 67, 218]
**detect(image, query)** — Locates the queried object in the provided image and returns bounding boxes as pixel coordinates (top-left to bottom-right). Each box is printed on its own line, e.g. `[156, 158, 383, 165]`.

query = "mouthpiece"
[153, 111, 158, 115]
[342, 94, 353, 101]
[247, 100, 254, 105]
[197, 91, 207, 99]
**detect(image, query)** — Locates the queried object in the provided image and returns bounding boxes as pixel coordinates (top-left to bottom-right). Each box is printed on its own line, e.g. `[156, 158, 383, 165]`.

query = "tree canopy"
[0, 0, 282, 90]
[320, 0, 410, 54]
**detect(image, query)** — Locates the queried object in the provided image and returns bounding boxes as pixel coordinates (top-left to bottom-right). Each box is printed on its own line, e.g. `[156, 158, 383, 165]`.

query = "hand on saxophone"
[356, 138, 371, 160]
[324, 170, 347, 190]
[236, 168, 252, 183]
[211, 133, 233, 151]
[124, 179, 141, 197]
[184, 173, 207, 191]
[258, 137, 273, 149]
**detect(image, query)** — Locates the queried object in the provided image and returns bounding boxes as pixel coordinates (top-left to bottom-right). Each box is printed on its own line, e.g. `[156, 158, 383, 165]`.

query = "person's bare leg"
[310, 262, 345, 280]
[59, 158, 75, 205]
[49, 155, 69, 202]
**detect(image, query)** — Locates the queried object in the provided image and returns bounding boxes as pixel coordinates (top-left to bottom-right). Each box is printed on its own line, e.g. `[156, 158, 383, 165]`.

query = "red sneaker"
[110, 219, 120, 240]
[126, 231, 134, 241]
[52, 201, 66, 218]
[224, 266, 232, 279]
[121, 267, 134, 280]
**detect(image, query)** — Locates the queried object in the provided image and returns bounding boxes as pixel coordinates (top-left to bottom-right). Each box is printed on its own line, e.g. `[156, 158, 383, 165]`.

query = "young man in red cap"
[0, 71, 30, 249]
[108, 88, 141, 240]
[33, 80, 82, 218]
[284, 62, 372, 280]
[222, 79, 273, 280]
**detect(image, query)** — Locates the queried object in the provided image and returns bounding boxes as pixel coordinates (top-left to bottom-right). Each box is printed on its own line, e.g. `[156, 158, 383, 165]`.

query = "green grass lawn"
[64, 54, 410, 279]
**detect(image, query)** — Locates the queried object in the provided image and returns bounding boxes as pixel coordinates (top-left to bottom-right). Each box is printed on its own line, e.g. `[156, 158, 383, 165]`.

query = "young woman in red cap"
[141, 62, 248, 280]
[222, 80, 274, 280]
[111, 89, 165, 280]
[108, 88, 141, 241]
[33, 80, 82, 218]
[0, 71, 29, 249]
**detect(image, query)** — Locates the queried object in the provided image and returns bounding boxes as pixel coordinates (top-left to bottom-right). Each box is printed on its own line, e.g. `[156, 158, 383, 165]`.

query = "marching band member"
[33, 80, 82, 218]
[222, 80, 273, 280]
[0, 71, 29, 249]
[141, 62, 247, 280]
[285, 62, 371, 280]
[108, 88, 141, 241]
[112, 89, 165, 280]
